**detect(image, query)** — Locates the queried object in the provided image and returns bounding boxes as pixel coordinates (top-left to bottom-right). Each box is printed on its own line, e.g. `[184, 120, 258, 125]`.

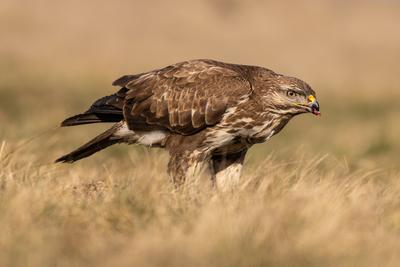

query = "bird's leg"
[211, 149, 248, 191]
[167, 152, 188, 186]
[167, 149, 212, 187]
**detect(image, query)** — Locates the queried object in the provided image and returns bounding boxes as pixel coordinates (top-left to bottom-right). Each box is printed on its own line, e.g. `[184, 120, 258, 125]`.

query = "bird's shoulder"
[113, 59, 250, 88]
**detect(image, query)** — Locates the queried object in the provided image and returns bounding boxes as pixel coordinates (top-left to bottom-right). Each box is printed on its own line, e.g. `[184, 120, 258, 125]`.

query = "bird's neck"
[246, 113, 292, 144]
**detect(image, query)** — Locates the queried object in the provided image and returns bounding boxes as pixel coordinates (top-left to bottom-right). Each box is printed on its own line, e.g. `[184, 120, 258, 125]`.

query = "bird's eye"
[287, 90, 297, 97]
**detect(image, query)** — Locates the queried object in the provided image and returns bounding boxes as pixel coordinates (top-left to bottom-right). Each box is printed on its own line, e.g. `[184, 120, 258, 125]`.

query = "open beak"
[308, 95, 321, 116]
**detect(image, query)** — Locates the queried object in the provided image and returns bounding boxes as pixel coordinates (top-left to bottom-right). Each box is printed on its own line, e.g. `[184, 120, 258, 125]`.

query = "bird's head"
[255, 72, 320, 116]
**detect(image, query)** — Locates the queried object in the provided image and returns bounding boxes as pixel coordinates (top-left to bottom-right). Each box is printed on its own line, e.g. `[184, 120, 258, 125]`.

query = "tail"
[61, 112, 122, 127]
[61, 89, 128, 127]
[55, 123, 122, 163]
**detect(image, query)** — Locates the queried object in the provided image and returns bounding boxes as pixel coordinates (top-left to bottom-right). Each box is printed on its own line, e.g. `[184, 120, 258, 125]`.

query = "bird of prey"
[56, 59, 320, 189]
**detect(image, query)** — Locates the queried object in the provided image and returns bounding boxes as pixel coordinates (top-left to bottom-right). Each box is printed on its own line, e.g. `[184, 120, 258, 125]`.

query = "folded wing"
[116, 60, 252, 135]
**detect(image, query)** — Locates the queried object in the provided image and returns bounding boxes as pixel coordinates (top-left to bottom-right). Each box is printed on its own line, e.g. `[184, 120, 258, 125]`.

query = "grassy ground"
[1, 1, 400, 266]
[1, 143, 400, 267]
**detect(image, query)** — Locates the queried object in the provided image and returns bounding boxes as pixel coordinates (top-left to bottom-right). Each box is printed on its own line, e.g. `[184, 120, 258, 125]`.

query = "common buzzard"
[56, 59, 320, 189]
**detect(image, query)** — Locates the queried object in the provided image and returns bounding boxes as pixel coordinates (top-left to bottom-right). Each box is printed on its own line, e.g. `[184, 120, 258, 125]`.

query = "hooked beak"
[308, 95, 321, 116]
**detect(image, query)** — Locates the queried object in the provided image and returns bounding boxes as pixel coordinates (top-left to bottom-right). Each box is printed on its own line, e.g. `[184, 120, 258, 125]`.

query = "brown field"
[1, 1, 400, 266]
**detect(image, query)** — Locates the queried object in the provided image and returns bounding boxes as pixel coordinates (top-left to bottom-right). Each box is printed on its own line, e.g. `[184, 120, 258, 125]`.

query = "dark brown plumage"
[56, 59, 320, 189]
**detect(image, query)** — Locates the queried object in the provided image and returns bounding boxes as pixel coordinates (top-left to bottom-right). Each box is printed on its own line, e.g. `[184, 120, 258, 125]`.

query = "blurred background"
[1, 0, 400, 168]
[2, 2, 400, 267]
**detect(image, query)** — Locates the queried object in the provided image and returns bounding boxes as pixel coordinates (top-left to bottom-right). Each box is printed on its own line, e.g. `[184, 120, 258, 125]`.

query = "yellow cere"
[308, 95, 316, 102]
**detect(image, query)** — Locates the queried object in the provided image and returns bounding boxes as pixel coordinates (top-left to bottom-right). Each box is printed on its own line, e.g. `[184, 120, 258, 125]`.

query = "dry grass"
[1, 0, 400, 266]
[1, 145, 400, 267]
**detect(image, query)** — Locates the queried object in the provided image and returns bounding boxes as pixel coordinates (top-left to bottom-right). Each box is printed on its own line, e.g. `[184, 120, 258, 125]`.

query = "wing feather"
[119, 60, 251, 135]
